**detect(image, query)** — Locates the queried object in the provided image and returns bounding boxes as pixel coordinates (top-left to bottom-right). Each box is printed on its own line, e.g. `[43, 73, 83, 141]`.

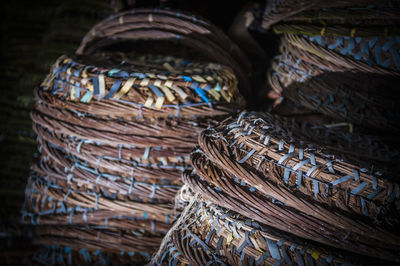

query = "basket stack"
[152, 193, 354, 265]
[151, 111, 400, 265]
[76, 8, 252, 100]
[263, 1, 400, 132]
[21, 8, 248, 264]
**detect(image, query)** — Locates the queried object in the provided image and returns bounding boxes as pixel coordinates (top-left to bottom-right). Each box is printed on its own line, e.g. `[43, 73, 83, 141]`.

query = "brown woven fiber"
[283, 34, 400, 75]
[22, 172, 169, 263]
[31, 240, 152, 265]
[23, 173, 174, 226]
[22, 7, 249, 264]
[34, 127, 188, 185]
[269, 33, 400, 97]
[32, 225, 160, 257]
[151, 190, 360, 265]
[268, 33, 400, 131]
[282, 7, 400, 27]
[261, 0, 398, 30]
[33, 94, 216, 139]
[185, 111, 400, 262]
[76, 8, 252, 100]
[281, 71, 400, 131]
[30, 50, 244, 207]
[262, 1, 400, 133]
[39, 54, 244, 119]
[244, 112, 400, 169]
[32, 246, 154, 265]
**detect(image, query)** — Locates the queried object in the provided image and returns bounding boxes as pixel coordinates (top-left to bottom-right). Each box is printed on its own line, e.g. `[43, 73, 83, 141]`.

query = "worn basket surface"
[23, 8, 249, 262]
[186, 112, 400, 262]
[262, 1, 399, 30]
[39, 54, 244, 119]
[152, 193, 361, 266]
[76, 8, 252, 99]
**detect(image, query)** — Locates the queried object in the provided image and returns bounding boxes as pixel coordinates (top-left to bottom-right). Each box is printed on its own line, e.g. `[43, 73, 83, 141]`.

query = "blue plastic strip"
[195, 87, 211, 103]
[266, 239, 281, 260]
[330, 175, 352, 186]
[239, 149, 256, 164]
[148, 84, 164, 98]
[92, 76, 99, 95]
[350, 182, 368, 195]
[104, 80, 122, 99]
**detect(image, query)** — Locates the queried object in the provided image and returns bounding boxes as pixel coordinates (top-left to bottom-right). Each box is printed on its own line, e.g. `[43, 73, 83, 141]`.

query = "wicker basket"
[269, 33, 400, 97]
[151, 188, 371, 265]
[283, 34, 400, 75]
[184, 111, 400, 262]
[22, 172, 170, 263]
[268, 33, 400, 131]
[248, 112, 400, 169]
[263, 0, 400, 132]
[282, 7, 400, 27]
[22, 8, 248, 264]
[261, 0, 398, 30]
[39, 54, 244, 119]
[32, 244, 151, 265]
[23, 173, 174, 226]
[282, 71, 400, 131]
[76, 8, 252, 100]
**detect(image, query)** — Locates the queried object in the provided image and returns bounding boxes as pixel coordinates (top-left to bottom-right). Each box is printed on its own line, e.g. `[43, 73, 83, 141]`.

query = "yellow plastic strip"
[159, 85, 175, 102]
[153, 80, 162, 87]
[156, 74, 168, 80]
[220, 89, 231, 103]
[205, 76, 214, 82]
[163, 62, 176, 73]
[208, 88, 221, 101]
[113, 77, 136, 100]
[55, 55, 66, 68]
[192, 75, 207, 83]
[140, 78, 150, 86]
[226, 232, 234, 246]
[170, 85, 188, 100]
[164, 80, 173, 88]
[154, 96, 165, 109]
[87, 83, 94, 92]
[146, 73, 156, 79]
[320, 27, 326, 36]
[70, 86, 76, 100]
[311, 251, 321, 260]
[350, 28, 356, 38]
[98, 74, 105, 99]
[63, 58, 72, 64]
[81, 69, 88, 79]
[153, 79, 175, 102]
[40, 74, 53, 89]
[144, 97, 154, 107]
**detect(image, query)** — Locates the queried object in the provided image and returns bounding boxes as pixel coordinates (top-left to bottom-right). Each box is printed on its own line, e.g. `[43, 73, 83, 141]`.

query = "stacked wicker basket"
[21, 8, 248, 264]
[151, 1, 400, 265]
[152, 111, 400, 265]
[266, 0, 400, 133]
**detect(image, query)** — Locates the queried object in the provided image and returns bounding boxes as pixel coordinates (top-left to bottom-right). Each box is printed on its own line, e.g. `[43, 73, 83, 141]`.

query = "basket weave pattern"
[151, 112, 400, 265]
[21, 8, 247, 263]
